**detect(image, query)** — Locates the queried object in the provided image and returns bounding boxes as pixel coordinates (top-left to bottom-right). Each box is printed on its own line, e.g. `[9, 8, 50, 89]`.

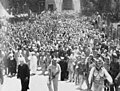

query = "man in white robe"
[28, 52, 37, 75]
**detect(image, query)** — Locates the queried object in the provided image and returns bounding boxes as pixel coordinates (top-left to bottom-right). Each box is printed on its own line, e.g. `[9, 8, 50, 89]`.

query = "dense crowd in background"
[0, 10, 120, 91]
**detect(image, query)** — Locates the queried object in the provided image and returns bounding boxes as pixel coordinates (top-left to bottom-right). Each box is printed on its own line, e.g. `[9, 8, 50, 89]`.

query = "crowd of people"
[0, 10, 120, 91]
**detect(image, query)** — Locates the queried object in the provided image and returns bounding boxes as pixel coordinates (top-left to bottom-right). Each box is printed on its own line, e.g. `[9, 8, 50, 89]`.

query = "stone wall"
[62, 0, 73, 10]
[45, 0, 56, 10]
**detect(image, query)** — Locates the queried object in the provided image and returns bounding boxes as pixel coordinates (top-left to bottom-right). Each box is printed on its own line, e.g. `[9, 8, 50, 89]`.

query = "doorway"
[39, 1, 45, 13]
[62, 0, 73, 10]
[48, 4, 54, 11]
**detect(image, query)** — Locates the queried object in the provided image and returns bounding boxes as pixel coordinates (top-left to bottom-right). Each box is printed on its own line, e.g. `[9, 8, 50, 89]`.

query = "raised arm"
[88, 67, 95, 85]
[103, 68, 113, 84]
[115, 72, 120, 80]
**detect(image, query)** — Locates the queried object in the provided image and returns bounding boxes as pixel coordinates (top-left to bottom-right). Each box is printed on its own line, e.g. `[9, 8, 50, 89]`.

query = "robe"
[28, 55, 37, 74]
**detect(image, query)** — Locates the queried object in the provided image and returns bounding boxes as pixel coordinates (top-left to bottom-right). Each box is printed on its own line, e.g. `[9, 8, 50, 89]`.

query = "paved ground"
[2, 71, 86, 91]
[2, 69, 120, 91]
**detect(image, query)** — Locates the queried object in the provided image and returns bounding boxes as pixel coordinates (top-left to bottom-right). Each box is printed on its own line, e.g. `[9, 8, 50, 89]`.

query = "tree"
[114, 0, 120, 20]
[87, 0, 112, 13]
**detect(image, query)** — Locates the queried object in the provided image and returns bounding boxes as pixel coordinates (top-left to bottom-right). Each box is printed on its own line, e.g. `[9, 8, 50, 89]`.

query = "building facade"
[45, 0, 81, 13]
[1, 0, 81, 14]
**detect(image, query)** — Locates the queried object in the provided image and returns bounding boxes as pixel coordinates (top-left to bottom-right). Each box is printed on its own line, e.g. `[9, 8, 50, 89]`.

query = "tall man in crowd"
[17, 56, 30, 91]
[28, 51, 37, 75]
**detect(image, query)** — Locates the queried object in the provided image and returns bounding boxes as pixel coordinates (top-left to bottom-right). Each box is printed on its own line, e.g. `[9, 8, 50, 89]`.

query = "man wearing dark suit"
[58, 57, 68, 81]
[17, 56, 30, 91]
[109, 53, 120, 91]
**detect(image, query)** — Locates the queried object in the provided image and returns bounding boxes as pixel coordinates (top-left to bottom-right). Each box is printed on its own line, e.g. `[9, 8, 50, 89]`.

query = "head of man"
[95, 57, 103, 70]
[52, 58, 57, 66]
[112, 52, 118, 62]
[89, 54, 93, 59]
[20, 59, 24, 65]
[9, 53, 14, 60]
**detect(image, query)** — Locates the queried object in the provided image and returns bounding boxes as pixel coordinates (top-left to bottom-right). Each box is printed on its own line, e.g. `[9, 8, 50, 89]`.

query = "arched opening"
[62, 0, 73, 10]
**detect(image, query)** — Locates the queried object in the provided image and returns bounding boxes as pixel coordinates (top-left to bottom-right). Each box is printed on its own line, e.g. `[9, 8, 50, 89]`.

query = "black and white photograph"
[0, 0, 120, 91]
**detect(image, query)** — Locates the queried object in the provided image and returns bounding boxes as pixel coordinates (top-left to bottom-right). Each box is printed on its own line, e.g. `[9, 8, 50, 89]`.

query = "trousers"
[47, 77, 58, 91]
[20, 78, 29, 91]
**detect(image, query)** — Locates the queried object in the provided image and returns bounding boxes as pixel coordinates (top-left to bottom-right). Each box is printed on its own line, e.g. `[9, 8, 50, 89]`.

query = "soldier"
[68, 53, 75, 82]
[77, 57, 86, 90]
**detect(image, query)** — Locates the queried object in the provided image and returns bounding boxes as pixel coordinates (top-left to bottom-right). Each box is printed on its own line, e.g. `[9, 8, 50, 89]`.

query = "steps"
[62, 0, 73, 10]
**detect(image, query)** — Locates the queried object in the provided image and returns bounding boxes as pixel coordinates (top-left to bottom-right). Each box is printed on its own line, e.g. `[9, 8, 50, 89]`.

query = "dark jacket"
[110, 61, 120, 78]
[17, 64, 30, 79]
[77, 62, 86, 75]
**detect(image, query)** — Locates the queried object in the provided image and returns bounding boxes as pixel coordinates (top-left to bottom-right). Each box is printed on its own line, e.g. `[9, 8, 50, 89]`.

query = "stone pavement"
[2, 71, 87, 91]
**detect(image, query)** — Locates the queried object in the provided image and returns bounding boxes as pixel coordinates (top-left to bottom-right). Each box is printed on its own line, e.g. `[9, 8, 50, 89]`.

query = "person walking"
[17, 57, 30, 91]
[28, 51, 37, 75]
[7, 53, 16, 77]
[47, 58, 61, 91]
[88, 57, 113, 91]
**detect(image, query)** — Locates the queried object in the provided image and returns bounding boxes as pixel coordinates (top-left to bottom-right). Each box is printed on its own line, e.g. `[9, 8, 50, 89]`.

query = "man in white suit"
[28, 51, 37, 75]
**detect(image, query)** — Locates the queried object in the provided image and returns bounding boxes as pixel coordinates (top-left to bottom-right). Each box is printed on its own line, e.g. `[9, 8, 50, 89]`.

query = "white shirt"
[88, 67, 113, 85]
